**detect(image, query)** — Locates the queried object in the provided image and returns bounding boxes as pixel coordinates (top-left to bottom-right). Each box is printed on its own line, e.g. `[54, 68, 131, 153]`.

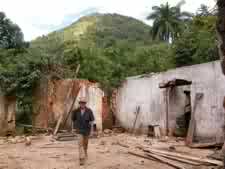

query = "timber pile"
[116, 141, 223, 168]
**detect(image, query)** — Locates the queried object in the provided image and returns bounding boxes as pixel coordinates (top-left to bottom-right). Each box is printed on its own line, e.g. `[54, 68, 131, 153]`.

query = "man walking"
[71, 97, 95, 165]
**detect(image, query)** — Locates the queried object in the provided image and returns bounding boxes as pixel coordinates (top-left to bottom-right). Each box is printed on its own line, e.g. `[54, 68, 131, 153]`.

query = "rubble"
[0, 133, 221, 169]
[25, 137, 31, 146]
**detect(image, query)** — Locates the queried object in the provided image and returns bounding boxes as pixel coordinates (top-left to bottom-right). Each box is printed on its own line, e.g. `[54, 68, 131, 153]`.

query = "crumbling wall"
[116, 61, 225, 142]
[33, 79, 104, 131]
[0, 94, 16, 136]
[76, 82, 104, 131]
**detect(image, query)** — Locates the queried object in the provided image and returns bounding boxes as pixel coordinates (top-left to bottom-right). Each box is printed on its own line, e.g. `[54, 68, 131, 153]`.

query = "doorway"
[159, 78, 192, 136]
[174, 90, 191, 137]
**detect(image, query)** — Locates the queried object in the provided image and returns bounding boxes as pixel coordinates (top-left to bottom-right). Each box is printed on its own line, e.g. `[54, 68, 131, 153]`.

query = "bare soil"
[0, 133, 218, 169]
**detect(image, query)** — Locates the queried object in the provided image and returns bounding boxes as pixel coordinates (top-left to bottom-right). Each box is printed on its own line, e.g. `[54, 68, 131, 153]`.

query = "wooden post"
[165, 88, 170, 136]
[53, 64, 80, 135]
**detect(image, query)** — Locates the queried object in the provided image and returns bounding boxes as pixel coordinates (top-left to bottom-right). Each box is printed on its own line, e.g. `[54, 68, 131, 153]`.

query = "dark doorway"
[174, 90, 191, 137]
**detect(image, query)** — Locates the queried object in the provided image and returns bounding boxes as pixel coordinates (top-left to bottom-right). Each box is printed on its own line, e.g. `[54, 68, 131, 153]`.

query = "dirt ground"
[0, 133, 219, 169]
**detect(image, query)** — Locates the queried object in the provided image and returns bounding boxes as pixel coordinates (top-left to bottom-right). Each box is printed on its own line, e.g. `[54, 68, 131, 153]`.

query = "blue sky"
[0, 0, 216, 41]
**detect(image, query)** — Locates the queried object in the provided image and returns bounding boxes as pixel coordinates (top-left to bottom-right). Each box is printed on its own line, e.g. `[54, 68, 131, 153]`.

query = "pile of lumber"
[129, 148, 223, 168]
[54, 132, 77, 141]
[116, 142, 223, 168]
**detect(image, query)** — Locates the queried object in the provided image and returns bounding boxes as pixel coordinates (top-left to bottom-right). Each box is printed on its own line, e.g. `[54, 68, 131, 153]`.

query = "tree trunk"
[217, 0, 225, 168]
[217, 0, 225, 74]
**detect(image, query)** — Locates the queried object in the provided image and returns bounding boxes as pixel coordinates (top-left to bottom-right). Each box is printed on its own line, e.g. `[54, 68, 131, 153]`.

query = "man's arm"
[89, 109, 95, 122]
[89, 109, 95, 133]
[71, 109, 77, 132]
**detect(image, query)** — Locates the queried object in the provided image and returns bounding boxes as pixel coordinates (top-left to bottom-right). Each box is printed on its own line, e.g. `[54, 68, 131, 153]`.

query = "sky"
[0, 0, 216, 41]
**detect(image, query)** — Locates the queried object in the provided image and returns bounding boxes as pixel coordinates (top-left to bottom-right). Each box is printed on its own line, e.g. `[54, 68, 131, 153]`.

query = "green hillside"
[30, 13, 174, 91]
[33, 13, 152, 48]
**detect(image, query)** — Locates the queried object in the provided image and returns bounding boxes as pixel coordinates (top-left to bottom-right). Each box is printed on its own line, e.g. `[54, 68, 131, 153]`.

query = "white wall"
[116, 61, 225, 142]
[75, 83, 104, 131]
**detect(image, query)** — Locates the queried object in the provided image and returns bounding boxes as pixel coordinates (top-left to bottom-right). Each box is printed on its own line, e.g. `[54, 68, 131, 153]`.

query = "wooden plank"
[53, 64, 80, 135]
[147, 152, 186, 169]
[128, 151, 156, 161]
[17, 123, 53, 131]
[144, 148, 223, 166]
[116, 142, 130, 148]
[53, 116, 63, 135]
[61, 64, 81, 128]
[147, 151, 202, 166]
[131, 106, 140, 134]
[189, 142, 222, 148]
[186, 93, 203, 145]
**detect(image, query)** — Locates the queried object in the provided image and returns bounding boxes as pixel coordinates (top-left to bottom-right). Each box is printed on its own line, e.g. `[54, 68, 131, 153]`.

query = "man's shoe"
[79, 158, 85, 166]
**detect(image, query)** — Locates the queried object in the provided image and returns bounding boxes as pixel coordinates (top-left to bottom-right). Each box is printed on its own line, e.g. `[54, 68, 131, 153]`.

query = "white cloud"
[0, 0, 216, 41]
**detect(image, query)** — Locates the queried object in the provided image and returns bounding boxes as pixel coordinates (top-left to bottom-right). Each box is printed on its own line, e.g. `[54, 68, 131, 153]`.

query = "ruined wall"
[33, 79, 104, 131]
[116, 61, 225, 142]
[0, 93, 16, 136]
[76, 83, 104, 131]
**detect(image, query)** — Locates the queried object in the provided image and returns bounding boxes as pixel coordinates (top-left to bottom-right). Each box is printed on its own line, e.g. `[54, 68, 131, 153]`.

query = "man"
[71, 97, 95, 165]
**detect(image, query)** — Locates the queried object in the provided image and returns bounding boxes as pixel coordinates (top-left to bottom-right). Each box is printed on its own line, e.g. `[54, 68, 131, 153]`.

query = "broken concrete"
[0, 134, 219, 169]
[115, 61, 225, 143]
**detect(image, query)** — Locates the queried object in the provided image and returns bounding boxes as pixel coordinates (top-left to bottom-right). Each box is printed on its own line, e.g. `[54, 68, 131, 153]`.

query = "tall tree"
[147, 1, 192, 42]
[217, 0, 225, 74]
[217, 0, 225, 167]
[196, 4, 211, 16]
[0, 12, 24, 49]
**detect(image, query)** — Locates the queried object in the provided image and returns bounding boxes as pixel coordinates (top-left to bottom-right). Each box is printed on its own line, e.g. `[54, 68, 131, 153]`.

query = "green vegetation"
[147, 1, 192, 42]
[0, 3, 219, 124]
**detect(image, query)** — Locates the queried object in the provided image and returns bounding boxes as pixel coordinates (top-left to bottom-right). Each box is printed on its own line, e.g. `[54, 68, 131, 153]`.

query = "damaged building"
[32, 79, 106, 132]
[114, 60, 225, 144]
[0, 93, 16, 136]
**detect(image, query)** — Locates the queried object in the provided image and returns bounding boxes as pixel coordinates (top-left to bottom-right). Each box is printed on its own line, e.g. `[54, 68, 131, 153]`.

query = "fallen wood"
[53, 116, 63, 136]
[39, 146, 76, 149]
[17, 123, 53, 131]
[147, 153, 186, 169]
[116, 142, 130, 148]
[55, 137, 77, 141]
[189, 142, 222, 148]
[53, 64, 81, 135]
[146, 151, 202, 166]
[144, 148, 223, 166]
[128, 151, 155, 161]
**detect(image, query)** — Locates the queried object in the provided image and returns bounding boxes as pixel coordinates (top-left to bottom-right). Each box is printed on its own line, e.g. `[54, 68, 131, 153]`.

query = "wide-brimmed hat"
[79, 97, 87, 103]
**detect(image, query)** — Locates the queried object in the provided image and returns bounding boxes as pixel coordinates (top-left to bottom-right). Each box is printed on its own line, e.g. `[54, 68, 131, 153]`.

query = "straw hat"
[79, 97, 87, 103]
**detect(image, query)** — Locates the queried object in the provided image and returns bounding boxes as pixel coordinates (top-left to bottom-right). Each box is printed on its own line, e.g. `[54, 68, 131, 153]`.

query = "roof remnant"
[159, 78, 192, 88]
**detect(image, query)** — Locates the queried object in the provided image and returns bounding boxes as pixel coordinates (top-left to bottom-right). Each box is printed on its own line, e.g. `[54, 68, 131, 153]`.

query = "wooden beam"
[147, 150, 201, 166]
[186, 93, 203, 146]
[146, 153, 186, 169]
[53, 64, 80, 135]
[144, 148, 223, 166]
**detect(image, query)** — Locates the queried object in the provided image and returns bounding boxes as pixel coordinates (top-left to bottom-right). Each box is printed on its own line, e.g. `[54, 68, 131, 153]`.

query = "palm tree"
[147, 1, 192, 42]
[197, 4, 210, 16]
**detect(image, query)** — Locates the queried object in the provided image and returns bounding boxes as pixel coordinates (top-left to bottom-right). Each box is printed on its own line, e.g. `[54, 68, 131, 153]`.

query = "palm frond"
[176, 0, 186, 8]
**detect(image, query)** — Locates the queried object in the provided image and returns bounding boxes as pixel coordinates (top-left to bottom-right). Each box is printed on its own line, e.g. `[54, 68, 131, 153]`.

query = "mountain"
[33, 13, 152, 48]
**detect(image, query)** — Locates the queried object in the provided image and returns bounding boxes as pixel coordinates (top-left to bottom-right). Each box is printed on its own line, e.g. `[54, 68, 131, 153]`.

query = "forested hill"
[31, 12, 218, 92]
[33, 13, 152, 47]
[0, 3, 219, 124]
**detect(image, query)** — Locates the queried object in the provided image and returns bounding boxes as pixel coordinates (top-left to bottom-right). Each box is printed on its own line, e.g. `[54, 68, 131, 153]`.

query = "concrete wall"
[115, 61, 225, 142]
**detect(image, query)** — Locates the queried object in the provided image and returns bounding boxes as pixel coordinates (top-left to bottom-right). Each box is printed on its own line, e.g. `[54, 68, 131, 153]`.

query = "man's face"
[79, 102, 86, 109]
